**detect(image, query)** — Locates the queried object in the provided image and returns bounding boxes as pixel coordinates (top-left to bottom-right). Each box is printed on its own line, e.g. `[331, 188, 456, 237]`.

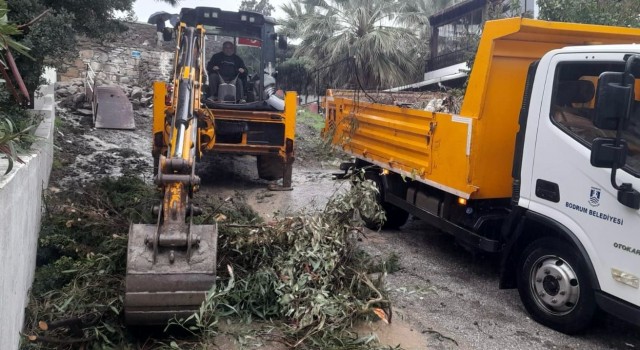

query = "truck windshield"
[550, 61, 640, 176]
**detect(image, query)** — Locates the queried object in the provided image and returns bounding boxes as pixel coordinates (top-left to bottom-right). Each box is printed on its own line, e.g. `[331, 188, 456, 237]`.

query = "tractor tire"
[257, 154, 283, 181]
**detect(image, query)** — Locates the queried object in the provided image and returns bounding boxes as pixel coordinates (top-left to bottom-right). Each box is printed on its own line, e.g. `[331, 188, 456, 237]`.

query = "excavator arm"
[124, 23, 218, 325]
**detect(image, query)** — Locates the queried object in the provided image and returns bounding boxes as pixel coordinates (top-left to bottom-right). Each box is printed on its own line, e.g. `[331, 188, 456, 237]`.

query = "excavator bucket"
[124, 223, 218, 325]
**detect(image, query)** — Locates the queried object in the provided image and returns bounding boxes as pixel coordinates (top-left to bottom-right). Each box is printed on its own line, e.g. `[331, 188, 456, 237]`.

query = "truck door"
[529, 53, 640, 308]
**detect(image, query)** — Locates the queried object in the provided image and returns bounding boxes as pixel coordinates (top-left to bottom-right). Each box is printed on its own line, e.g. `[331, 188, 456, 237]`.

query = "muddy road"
[197, 159, 640, 350]
[51, 102, 640, 349]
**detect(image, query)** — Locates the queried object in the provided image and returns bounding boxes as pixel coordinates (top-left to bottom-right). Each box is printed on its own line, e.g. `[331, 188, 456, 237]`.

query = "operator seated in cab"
[207, 41, 247, 103]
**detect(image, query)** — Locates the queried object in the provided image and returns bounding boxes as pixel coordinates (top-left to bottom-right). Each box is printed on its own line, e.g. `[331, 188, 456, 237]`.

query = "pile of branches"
[177, 176, 391, 348]
[331, 89, 464, 114]
[23, 175, 395, 349]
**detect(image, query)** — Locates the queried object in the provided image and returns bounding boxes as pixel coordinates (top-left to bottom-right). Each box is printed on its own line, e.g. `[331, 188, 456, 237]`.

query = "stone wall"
[59, 22, 173, 86]
[59, 21, 223, 87]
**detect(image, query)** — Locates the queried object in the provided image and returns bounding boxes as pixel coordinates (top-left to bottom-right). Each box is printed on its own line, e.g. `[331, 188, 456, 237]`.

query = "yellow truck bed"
[325, 18, 640, 199]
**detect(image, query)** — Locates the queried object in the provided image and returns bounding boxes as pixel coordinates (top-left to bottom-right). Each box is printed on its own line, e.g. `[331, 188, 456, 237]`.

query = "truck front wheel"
[517, 238, 596, 334]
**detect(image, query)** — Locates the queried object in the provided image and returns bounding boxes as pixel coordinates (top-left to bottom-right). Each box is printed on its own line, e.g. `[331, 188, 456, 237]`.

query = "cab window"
[550, 61, 640, 176]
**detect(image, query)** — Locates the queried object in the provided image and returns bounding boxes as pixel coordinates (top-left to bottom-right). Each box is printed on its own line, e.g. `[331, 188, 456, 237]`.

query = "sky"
[132, 0, 290, 23]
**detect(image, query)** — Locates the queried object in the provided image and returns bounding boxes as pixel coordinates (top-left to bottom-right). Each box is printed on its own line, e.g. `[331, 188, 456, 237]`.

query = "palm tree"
[281, 0, 422, 89]
[156, 0, 180, 5]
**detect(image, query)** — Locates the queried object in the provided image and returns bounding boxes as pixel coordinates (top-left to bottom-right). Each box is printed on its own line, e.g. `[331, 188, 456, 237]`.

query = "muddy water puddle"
[197, 154, 347, 219]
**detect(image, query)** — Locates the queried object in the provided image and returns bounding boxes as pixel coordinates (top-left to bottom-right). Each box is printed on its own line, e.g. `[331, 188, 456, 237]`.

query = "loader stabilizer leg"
[124, 223, 218, 325]
[268, 156, 294, 191]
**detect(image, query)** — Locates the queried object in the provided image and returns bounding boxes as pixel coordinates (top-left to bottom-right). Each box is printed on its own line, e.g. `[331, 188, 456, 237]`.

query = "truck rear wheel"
[517, 238, 596, 334]
[362, 171, 409, 230]
[257, 154, 283, 181]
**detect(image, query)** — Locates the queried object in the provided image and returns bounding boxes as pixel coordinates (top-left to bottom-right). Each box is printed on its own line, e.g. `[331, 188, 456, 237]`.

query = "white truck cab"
[511, 45, 640, 331]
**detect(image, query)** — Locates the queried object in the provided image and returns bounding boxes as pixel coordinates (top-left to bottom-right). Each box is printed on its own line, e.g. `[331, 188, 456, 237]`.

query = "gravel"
[359, 218, 640, 349]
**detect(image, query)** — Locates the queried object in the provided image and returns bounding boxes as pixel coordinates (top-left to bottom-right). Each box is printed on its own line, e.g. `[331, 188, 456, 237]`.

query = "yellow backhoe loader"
[124, 7, 297, 325]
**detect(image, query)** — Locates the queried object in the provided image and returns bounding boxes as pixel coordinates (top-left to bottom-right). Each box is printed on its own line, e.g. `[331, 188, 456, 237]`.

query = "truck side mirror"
[278, 35, 288, 50]
[594, 72, 634, 131]
[590, 137, 628, 168]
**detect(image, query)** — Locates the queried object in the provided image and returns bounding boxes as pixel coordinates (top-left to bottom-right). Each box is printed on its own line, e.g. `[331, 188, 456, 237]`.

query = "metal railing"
[85, 63, 97, 98]
[85, 63, 98, 118]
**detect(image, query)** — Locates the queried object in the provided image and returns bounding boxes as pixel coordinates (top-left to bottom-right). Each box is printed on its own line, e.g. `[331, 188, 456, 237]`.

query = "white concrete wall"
[0, 79, 56, 350]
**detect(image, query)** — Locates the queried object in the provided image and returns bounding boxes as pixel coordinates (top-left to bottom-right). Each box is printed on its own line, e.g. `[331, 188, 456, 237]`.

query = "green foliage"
[278, 56, 314, 96]
[280, 0, 422, 89]
[25, 175, 394, 349]
[297, 109, 325, 132]
[0, 0, 31, 67]
[239, 0, 275, 16]
[296, 108, 345, 162]
[9, 0, 131, 40]
[174, 177, 389, 348]
[23, 176, 158, 348]
[538, 0, 640, 27]
[0, 102, 41, 175]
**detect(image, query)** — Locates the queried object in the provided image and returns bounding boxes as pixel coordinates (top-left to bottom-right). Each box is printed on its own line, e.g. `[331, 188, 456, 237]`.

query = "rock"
[140, 97, 152, 106]
[73, 92, 86, 104]
[81, 102, 93, 110]
[120, 77, 130, 85]
[56, 88, 69, 97]
[131, 100, 141, 110]
[76, 108, 93, 116]
[59, 95, 76, 109]
[55, 81, 71, 89]
[131, 87, 143, 99]
[67, 85, 79, 95]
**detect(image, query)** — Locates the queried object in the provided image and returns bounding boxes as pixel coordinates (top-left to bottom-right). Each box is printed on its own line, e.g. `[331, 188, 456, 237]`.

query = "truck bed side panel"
[326, 18, 640, 200]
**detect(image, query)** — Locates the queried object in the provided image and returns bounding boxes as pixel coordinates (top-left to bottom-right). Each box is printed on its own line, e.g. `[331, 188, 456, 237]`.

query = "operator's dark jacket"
[206, 52, 247, 80]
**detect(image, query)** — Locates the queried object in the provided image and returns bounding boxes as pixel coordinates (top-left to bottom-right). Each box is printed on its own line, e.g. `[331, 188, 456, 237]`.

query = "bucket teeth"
[124, 223, 218, 325]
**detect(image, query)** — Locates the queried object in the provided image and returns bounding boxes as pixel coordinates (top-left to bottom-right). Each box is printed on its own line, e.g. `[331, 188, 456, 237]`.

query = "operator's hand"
[212, 66, 219, 71]
[238, 68, 245, 74]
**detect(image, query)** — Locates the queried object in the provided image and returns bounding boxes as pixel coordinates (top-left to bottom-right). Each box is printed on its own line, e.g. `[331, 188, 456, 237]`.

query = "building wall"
[423, 0, 540, 86]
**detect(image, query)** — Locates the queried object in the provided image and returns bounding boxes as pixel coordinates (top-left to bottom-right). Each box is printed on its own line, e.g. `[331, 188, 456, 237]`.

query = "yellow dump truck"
[325, 18, 640, 333]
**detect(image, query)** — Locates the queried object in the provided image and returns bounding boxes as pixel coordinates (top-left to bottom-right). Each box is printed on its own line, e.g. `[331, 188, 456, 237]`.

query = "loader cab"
[178, 7, 287, 109]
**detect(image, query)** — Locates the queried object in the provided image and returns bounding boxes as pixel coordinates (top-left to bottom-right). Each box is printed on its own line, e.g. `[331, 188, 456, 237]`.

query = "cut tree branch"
[18, 9, 52, 30]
